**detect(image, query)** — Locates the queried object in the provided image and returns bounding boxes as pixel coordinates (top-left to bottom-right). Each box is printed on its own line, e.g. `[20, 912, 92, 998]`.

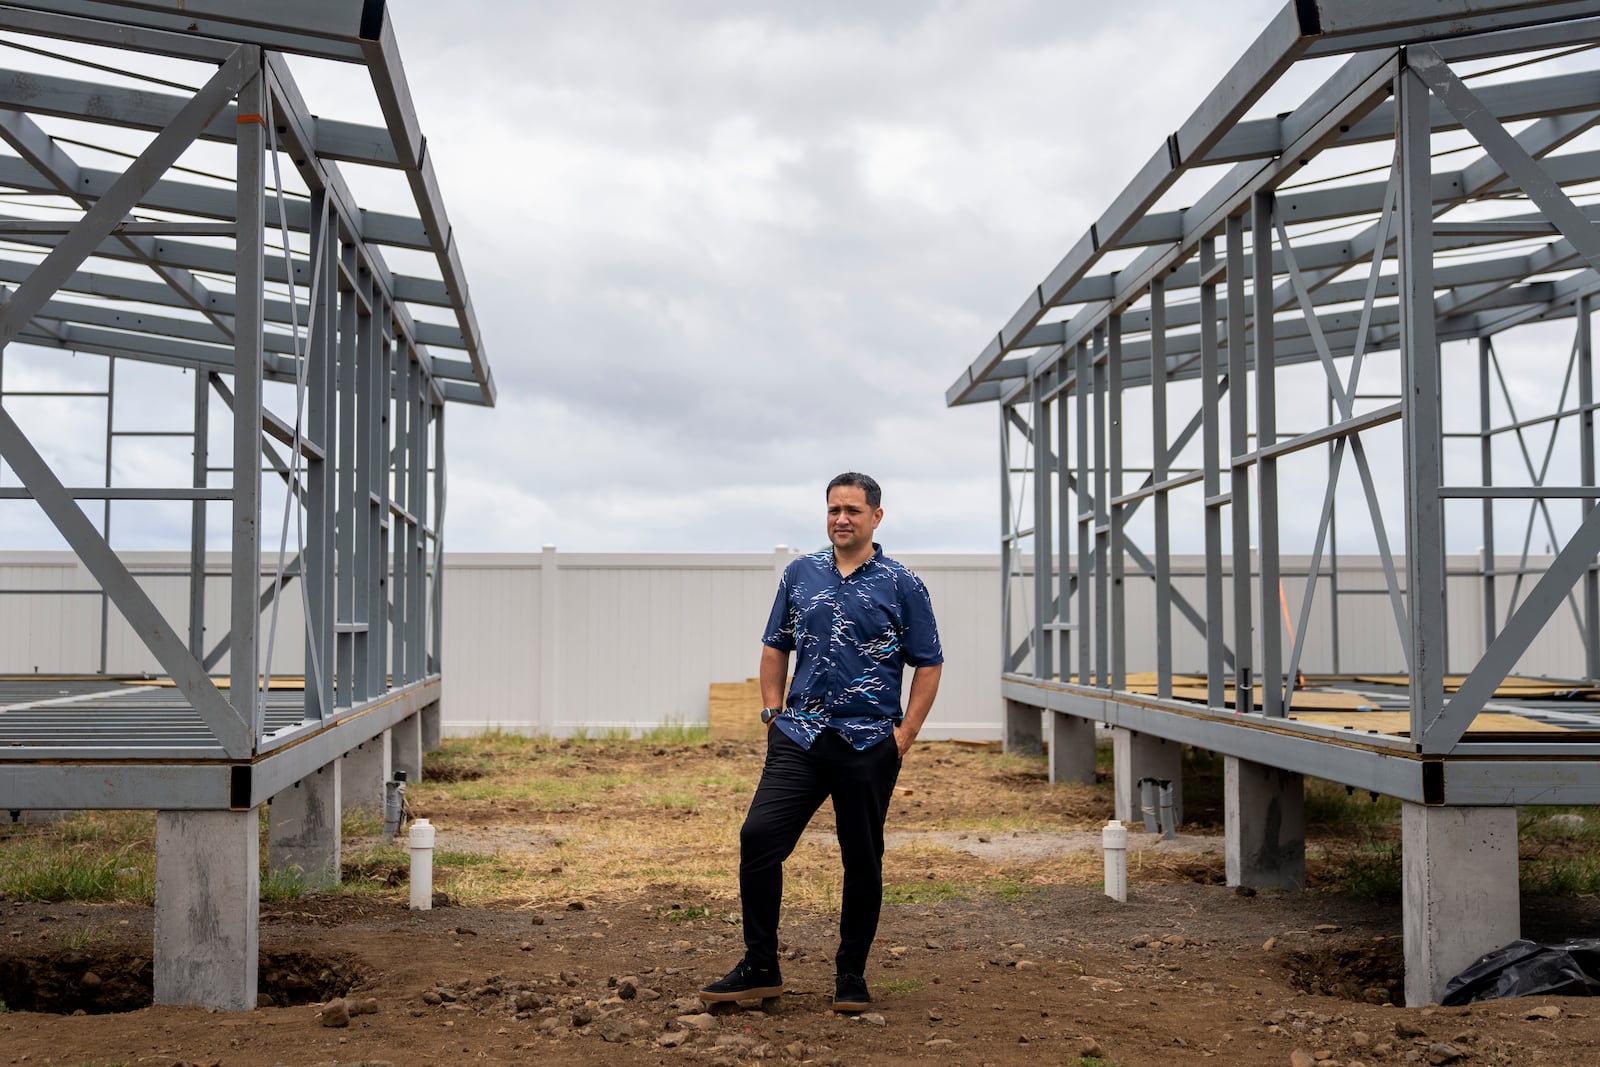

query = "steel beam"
[1397, 60, 1450, 750]
[1150, 282, 1173, 698]
[1581, 298, 1600, 680]
[231, 67, 266, 743]
[1200, 235, 1226, 710]
[952, 15, 1600, 407]
[1227, 214, 1254, 703]
[1107, 318, 1126, 689]
[0, 678, 441, 809]
[0, 53, 250, 348]
[1031, 380, 1051, 680]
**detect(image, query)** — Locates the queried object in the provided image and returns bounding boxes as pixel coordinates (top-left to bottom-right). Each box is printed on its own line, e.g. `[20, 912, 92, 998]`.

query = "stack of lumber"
[708, 678, 766, 740]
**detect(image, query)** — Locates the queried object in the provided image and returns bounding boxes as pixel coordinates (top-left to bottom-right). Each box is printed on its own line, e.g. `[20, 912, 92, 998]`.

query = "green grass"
[1522, 854, 1600, 894]
[1304, 799, 1600, 899]
[339, 844, 529, 902]
[638, 721, 711, 745]
[1330, 841, 1402, 901]
[452, 728, 549, 752]
[1517, 808, 1600, 893]
[431, 852, 534, 899]
[416, 729, 724, 806]
[658, 903, 714, 922]
[883, 879, 966, 905]
[423, 772, 626, 805]
[569, 725, 641, 743]
[1304, 778, 1402, 832]
[436, 849, 495, 866]
[1520, 807, 1600, 844]
[340, 809, 385, 838]
[568, 722, 711, 744]
[260, 864, 315, 902]
[0, 838, 153, 904]
[984, 749, 1052, 776]
[877, 978, 924, 996]
[422, 730, 558, 783]
[645, 791, 700, 811]
[55, 926, 112, 950]
[338, 842, 409, 894]
[693, 773, 752, 790]
[50, 811, 155, 846]
[348, 842, 409, 866]
[988, 877, 1037, 903]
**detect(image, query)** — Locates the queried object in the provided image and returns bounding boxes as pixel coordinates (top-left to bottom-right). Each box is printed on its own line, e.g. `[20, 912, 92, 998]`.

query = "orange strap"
[236, 113, 265, 126]
[1278, 578, 1296, 646]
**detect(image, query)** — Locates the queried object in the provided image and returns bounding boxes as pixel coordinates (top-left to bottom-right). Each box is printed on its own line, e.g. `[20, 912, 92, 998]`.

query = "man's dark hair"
[827, 472, 881, 509]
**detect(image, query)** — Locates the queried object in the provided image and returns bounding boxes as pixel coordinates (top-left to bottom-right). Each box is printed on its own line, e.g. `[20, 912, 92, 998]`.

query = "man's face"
[827, 485, 883, 555]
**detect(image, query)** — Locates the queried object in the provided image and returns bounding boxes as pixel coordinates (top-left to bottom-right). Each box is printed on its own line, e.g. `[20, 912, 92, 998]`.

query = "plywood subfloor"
[1347, 674, 1597, 699]
[1286, 710, 1568, 735]
[1169, 684, 1377, 711]
[130, 676, 309, 691]
[1117, 674, 1377, 710]
[1117, 672, 1598, 703]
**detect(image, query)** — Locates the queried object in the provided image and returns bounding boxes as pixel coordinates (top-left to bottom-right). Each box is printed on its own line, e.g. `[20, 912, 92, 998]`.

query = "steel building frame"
[0, 2, 493, 1009]
[0, 0, 493, 815]
[951, 0, 1600, 808]
[0, 0, 494, 1009]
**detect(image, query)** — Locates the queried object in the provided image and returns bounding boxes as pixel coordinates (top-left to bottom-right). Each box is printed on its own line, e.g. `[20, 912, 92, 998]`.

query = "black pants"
[738, 727, 902, 977]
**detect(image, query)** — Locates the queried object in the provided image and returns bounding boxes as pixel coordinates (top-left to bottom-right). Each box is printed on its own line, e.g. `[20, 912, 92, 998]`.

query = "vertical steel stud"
[1397, 58, 1448, 749]
[232, 63, 266, 741]
[1252, 193, 1283, 718]
[1227, 213, 1253, 708]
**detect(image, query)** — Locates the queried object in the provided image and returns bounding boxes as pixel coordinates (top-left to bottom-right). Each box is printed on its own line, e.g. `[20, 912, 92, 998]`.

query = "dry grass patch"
[0, 737, 1141, 911]
[393, 736, 1130, 907]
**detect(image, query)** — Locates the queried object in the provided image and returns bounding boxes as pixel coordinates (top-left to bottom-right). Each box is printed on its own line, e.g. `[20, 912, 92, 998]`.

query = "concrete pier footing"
[1224, 756, 1305, 889]
[420, 700, 442, 752]
[1402, 803, 1520, 1007]
[342, 731, 392, 816]
[1044, 711, 1096, 784]
[392, 714, 423, 784]
[1112, 729, 1184, 825]
[1004, 699, 1044, 757]
[153, 809, 259, 1010]
[267, 762, 342, 888]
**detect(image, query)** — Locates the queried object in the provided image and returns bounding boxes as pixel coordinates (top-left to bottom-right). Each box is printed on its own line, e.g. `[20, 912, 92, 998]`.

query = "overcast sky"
[363, 0, 1288, 553]
[8, 1, 1579, 561]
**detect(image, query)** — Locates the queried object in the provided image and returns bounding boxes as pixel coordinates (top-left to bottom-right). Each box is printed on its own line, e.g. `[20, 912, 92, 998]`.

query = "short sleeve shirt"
[762, 544, 943, 750]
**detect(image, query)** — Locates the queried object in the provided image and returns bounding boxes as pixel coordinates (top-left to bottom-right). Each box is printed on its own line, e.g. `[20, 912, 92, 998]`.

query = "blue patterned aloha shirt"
[762, 543, 943, 751]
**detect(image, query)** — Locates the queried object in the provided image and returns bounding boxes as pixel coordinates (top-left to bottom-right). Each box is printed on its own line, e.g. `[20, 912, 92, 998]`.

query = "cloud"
[28, 0, 1495, 559]
[326, 0, 1287, 551]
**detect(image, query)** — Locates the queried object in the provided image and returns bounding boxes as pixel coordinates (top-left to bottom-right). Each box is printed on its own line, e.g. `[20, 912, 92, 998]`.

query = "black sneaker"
[831, 972, 871, 1013]
[699, 959, 783, 1003]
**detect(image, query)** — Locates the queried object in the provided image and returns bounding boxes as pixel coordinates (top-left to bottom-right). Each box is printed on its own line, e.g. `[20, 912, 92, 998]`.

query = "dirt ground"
[4, 737, 1600, 1067]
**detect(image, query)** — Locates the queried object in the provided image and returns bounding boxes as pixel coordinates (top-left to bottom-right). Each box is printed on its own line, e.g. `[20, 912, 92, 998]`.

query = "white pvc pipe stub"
[409, 818, 435, 910]
[1102, 819, 1128, 903]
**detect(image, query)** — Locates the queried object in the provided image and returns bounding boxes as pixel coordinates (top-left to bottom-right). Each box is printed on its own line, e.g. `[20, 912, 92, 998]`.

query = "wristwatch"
[760, 707, 783, 724]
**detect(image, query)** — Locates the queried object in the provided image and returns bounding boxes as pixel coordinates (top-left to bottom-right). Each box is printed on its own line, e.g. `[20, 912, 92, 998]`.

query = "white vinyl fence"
[0, 549, 1587, 739]
[437, 548, 1002, 739]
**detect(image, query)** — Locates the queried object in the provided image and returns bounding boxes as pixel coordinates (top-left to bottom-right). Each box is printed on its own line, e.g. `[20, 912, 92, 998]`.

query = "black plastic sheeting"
[1442, 939, 1600, 1005]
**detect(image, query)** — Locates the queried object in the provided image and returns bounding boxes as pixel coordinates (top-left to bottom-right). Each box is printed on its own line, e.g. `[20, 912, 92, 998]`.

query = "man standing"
[700, 472, 943, 1013]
